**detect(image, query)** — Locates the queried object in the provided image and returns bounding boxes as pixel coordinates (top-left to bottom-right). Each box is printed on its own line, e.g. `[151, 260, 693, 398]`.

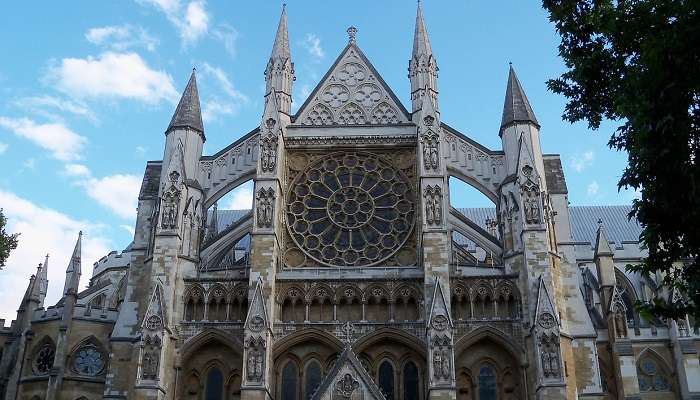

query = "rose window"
[33, 344, 55, 375]
[286, 152, 415, 267]
[72, 345, 105, 376]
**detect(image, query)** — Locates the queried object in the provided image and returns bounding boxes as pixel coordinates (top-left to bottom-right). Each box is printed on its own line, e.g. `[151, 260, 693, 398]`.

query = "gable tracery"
[296, 47, 408, 126]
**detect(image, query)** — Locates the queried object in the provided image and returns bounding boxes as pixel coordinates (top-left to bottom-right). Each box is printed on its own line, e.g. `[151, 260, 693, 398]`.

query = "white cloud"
[48, 52, 179, 104]
[212, 24, 238, 59]
[570, 150, 595, 173]
[201, 63, 247, 102]
[222, 182, 253, 209]
[120, 224, 136, 236]
[0, 142, 7, 154]
[304, 33, 324, 60]
[0, 117, 86, 161]
[23, 158, 36, 170]
[137, 0, 209, 46]
[85, 24, 159, 52]
[135, 145, 148, 157]
[63, 163, 91, 177]
[202, 99, 235, 123]
[14, 96, 97, 123]
[80, 174, 142, 219]
[0, 190, 112, 322]
[587, 181, 600, 196]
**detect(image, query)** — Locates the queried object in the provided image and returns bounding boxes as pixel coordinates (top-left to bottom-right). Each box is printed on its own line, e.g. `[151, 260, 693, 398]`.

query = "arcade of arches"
[177, 329, 525, 400]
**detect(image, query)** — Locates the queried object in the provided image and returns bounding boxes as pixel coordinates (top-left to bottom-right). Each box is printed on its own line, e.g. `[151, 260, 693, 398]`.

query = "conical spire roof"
[36, 254, 49, 303]
[594, 221, 614, 257]
[413, 1, 433, 58]
[270, 5, 290, 61]
[167, 70, 204, 134]
[63, 231, 82, 296]
[501, 65, 539, 129]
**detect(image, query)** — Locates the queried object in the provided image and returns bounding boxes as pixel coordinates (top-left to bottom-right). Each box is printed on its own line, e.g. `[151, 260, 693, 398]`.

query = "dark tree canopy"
[542, 0, 700, 319]
[0, 208, 19, 269]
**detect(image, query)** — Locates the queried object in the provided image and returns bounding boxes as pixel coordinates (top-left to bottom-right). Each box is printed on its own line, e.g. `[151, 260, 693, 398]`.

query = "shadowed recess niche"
[283, 150, 418, 268]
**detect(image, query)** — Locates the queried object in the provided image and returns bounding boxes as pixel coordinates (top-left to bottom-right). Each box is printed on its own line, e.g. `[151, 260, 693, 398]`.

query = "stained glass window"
[304, 360, 322, 399]
[72, 345, 105, 376]
[403, 361, 419, 400]
[205, 367, 224, 400]
[478, 365, 497, 400]
[33, 344, 55, 375]
[378, 361, 395, 400]
[286, 152, 415, 268]
[637, 356, 671, 392]
[282, 361, 298, 400]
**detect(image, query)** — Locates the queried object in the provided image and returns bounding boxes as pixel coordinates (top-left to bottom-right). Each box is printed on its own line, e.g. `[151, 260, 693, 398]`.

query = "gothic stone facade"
[2, 5, 700, 400]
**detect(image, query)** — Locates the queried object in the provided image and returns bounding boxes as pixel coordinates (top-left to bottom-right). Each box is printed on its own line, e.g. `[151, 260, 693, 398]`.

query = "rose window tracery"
[286, 152, 415, 267]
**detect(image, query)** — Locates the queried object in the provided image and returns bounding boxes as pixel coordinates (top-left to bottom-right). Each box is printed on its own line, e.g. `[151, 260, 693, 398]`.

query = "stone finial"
[347, 26, 358, 44]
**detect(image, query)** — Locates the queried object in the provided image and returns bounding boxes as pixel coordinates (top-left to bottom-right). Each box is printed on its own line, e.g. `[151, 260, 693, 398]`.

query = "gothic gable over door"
[295, 42, 410, 126]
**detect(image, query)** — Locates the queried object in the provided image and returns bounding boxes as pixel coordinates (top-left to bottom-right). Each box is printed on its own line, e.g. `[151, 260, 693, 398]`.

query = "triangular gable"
[515, 134, 539, 183]
[310, 346, 386, 400]
[142, 283, 166, 331]
[244, 277, 269, 331]
[295, 43, 410, 126]
[427, 277, 453, 329]
[533, 276, 559, 331]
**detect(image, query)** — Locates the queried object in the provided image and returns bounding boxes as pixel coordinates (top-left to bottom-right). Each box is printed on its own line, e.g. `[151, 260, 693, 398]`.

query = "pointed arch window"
[403, 361, 419, 400]
[637, 356, 672, 392]
[32, 341, 56, 375]
[304, 360, 322, 400]
[282, 361, 298, 400]
[478, 364, 497, 400]
[378, 361, 395, 400]
[205, 367, 224, 400]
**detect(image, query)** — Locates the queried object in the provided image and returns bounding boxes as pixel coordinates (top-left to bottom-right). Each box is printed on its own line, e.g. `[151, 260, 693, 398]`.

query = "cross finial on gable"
[347, 26, 358, 43]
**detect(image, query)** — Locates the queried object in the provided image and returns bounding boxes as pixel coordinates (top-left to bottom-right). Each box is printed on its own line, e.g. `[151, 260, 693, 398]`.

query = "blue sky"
[0, 1, 635, 320]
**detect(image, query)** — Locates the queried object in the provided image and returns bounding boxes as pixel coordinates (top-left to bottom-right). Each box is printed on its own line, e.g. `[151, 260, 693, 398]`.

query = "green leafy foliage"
[542, 0, 700, 318]
[0, 208, 19, 269]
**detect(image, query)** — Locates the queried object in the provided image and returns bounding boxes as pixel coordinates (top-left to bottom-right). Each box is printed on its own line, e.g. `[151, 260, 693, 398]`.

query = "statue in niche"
[260, 134, 277, 173]
[161, 190, 180, 229]
[246, 337, 265, 383]
[424, 185, 442, 225]
[441, 349, 451, 379]
[256, 188, 274, 228]
[539, 334, 560, 378]
[523, 191, 541, 224]
[142, 349, 160, 380]
[433, 350, 443, 380]
[422, 131, 440, 171]
[613, 306, 627, 338]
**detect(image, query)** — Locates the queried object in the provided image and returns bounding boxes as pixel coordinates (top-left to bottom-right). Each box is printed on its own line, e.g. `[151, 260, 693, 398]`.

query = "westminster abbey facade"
[2, 4, 699, 400]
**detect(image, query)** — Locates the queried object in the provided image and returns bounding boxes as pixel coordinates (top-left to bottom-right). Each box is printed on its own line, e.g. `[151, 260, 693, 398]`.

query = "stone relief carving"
[260, 134, 278, 173]
[161, 187, 181, 229]
[245, 337, 266, 383]
[256, 187, 275, 228]
[141, 335, 161, 380]
[431, 335, 452, 381]
[370, 102, 400, 124]
[421, 130, 440, 171]
[304, 103, 334, 125]
[322, 84, 350, 108]
[424, 185, 443, 225]
[338, 102, 367, 124]
[520, 166, 541, 224]
[537, 312, 555, 330]
[335, 373, 360, 398]
[538, 333, 561, 379]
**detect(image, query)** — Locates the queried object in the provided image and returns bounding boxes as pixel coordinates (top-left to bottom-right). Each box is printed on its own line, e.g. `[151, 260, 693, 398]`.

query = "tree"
[542, 0, 700, 319]
[0, 208, 19, 269]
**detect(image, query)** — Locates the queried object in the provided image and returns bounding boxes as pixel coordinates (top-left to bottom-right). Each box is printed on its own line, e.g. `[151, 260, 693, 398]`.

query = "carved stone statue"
[260, 134, 278, 173]
[441, 349, 451, 379]
[161, 189, 180, 229]
[524, 193, 541, 224]
[424, 185, 442, 225]
[141, 348, 160, 380]
[614, 307, 627, 338]
[256, 188, 275, 228]
[422, 132, 440, 171]
[433, 350, 443, 380]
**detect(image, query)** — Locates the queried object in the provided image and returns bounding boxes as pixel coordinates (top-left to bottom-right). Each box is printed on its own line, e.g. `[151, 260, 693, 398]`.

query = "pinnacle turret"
[501, 65, 539, 131]
[594, 221, 614, 257]
[63, 231, 82, 296]
[409, 1, 438, 113]
[167, 70, 204, 135]
[265, 5, 294, 114]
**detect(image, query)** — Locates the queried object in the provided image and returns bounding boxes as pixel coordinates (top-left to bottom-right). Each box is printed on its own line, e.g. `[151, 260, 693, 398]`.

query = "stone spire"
[63, 231, 82, 296]
[35, 254, 49, 305]
[206, 202, 219, 241]
[265, 4, 294, 114]
[500, 64, 539, 132]
[594, 221, 614, 257]
[409, 0, 438, 113]
[167, 69, 204, 135]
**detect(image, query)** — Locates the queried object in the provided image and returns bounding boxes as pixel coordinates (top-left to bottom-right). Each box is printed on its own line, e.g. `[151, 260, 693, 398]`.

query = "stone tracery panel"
[284, 150, 418, 268]
[295, 47, 408, 126]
